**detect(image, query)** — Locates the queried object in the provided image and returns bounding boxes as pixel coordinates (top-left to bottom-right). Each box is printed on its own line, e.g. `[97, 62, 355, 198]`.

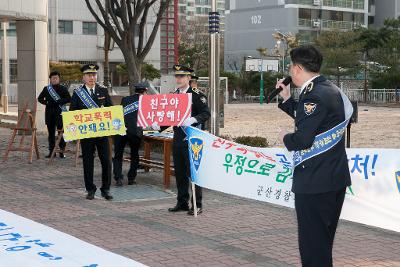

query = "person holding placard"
[154, 65, 210, 215]
[69, 64, 114, 201]
[113, 83, 148, 186]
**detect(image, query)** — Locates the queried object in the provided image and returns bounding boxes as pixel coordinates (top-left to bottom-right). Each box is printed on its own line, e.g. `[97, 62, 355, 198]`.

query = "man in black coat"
[69, 64, 113, 201]
[154, 65, 210, 215]
[38, 71, 71, 158]
[113, 83, 147, 186]
[276, 45, 352, 267]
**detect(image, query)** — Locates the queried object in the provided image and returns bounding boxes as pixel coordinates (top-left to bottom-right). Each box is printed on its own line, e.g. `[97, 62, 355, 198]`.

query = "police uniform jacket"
[278, 76, 351, 194]
[172, 87, 210, 147]
[69, 84, 113, 111]
[121, 94, 143, 138]
[38, 84, 71, 124]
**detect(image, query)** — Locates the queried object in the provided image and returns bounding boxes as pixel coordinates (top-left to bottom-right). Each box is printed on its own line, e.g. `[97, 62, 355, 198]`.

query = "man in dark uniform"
[189, 74, 199, 89]
[38, 71, 71, 158]
[113, 83, 147, 186]
[155, 65, 210, 215]
[69, 64, 114, 200]
[276, 45, 352, 267]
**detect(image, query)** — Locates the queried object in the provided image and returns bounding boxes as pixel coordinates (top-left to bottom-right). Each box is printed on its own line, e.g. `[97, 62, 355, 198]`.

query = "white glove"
[151, 121, 161, 131]
[181, 117, 198, 127]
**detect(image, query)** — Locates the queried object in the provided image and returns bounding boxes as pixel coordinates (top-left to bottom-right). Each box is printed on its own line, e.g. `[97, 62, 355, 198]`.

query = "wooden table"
[140, 133, 174, 189]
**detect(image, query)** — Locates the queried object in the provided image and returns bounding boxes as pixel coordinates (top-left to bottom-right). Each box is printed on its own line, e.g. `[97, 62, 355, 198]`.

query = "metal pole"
[363, 51, 368, 103]
[209, 0, 220, 136]
[1, 21, 9, 113]
[259, 69, 264, 104]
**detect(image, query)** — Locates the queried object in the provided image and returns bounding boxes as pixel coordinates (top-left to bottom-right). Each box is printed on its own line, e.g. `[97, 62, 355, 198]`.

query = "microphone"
[267, 76, 292, 103]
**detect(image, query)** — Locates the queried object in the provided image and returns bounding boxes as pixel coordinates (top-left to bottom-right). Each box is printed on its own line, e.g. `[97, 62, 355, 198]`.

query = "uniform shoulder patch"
[200, 96, 207, 104]
[304, 102, 317, 115]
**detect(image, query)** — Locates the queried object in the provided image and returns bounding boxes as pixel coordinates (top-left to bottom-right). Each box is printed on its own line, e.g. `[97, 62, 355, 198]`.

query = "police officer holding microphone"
[276, 45, 352, 267]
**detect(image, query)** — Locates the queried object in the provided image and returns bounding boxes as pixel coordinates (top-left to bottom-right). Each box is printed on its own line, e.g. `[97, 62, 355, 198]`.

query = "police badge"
[304, 102, 317, 115]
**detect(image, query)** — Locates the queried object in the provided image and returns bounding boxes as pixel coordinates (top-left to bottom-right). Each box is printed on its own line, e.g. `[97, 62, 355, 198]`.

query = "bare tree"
[178, 17, 209, 71]
[85, 0, 172, 92]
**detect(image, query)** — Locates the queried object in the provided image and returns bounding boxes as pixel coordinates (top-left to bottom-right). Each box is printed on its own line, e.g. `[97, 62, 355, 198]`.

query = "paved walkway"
[0, 132, 399, 267]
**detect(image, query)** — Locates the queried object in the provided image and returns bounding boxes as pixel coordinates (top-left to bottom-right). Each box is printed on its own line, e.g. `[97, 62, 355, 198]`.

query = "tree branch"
[119, 0, 130, 30]
[137, 2, 150, 54]
[85, 0, 121, 45]
[139, 0, 171, 59]
[106, 0, 125, 38]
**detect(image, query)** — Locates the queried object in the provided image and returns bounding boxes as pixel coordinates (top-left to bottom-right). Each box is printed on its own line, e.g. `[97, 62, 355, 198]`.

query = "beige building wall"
[0, 0, 48, 129]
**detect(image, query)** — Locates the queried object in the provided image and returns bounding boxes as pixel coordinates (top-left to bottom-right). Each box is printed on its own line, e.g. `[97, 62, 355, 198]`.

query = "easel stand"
[48, 128, 81, 167]
[3, 102, 39, 164]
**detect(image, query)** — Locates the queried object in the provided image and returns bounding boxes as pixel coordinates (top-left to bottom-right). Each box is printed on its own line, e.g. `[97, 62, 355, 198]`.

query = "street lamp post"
[258, 59, 264, 105]
[209, 0, 220, 135]
[273, 29, 290, 75]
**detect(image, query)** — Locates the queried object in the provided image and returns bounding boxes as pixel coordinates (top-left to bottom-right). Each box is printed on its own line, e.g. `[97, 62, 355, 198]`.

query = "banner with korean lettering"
[0, 209, 146, 266]
[186, 126, 400, 233]
[62, 106, 126, 141]
[137, 93, 192, 127]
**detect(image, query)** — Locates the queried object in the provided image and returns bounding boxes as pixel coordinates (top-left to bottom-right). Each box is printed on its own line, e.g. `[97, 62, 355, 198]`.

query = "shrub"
[233, 136, 269, 148]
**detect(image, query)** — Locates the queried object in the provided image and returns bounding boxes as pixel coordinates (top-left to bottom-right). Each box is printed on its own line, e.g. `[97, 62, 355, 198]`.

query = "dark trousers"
[80, 137, 111, 193]
[47, 115, 65, 152]
[113, 134, 141, 181]
[173, 145, 202, 208]
[295, 188, 346, 267]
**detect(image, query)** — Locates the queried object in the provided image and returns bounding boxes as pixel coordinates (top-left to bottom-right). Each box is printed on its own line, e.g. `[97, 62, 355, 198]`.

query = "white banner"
[0, 209, 146, 267]
[186, 126, 400, 233]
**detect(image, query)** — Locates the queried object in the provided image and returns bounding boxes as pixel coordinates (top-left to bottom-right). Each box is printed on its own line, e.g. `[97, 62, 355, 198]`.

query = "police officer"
[69, 64, 114, 200]
[155, 65, 210, 215]
[113, 83, 147, 186]
[276, 45, 352, 267]
[38, 71, 71, 158]
[189, 74, 199, 89]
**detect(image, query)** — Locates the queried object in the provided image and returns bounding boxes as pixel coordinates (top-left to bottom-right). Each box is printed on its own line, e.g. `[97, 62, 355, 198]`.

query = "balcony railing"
[322, 19, 354, 29]
[293, 0, 364, 10]
[298, 18, 362, 30]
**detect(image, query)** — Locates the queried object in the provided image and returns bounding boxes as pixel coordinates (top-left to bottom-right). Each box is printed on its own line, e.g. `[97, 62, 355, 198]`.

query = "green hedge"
[233, 136, 269, 148]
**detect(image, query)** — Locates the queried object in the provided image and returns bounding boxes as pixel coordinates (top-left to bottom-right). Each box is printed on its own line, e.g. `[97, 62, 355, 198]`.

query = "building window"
[48, 19, 51, 33]
[10, 60, 17, 83]
[82, 21, 97, 35]
[58, 20, 73, 34]
[0, 60, 18, 84]
[0, 22, 16, 37]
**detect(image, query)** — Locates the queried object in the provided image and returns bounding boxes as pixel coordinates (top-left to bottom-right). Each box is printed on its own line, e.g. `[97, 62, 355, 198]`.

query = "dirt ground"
[220, 103, 400, 149]
[1, 103, 399, 149]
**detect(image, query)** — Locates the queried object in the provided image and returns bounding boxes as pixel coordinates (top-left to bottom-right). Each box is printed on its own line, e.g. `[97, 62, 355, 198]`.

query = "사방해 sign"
[62, 106, 126, 141]
[137, 94, 192, 127]
[186, 126, 400, 233]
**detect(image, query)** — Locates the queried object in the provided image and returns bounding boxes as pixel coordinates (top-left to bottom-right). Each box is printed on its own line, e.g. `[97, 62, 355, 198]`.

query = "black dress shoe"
[59, 152, 66, 159]
[188, 207, 203, 216]
[86, 191, 95, 200]
[115, 179, 123, 186]
[168, 205, 189, 212]
[101, 191, 113, 200]
[128, 179, 136, 185]
[45, 153, 53, 158]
